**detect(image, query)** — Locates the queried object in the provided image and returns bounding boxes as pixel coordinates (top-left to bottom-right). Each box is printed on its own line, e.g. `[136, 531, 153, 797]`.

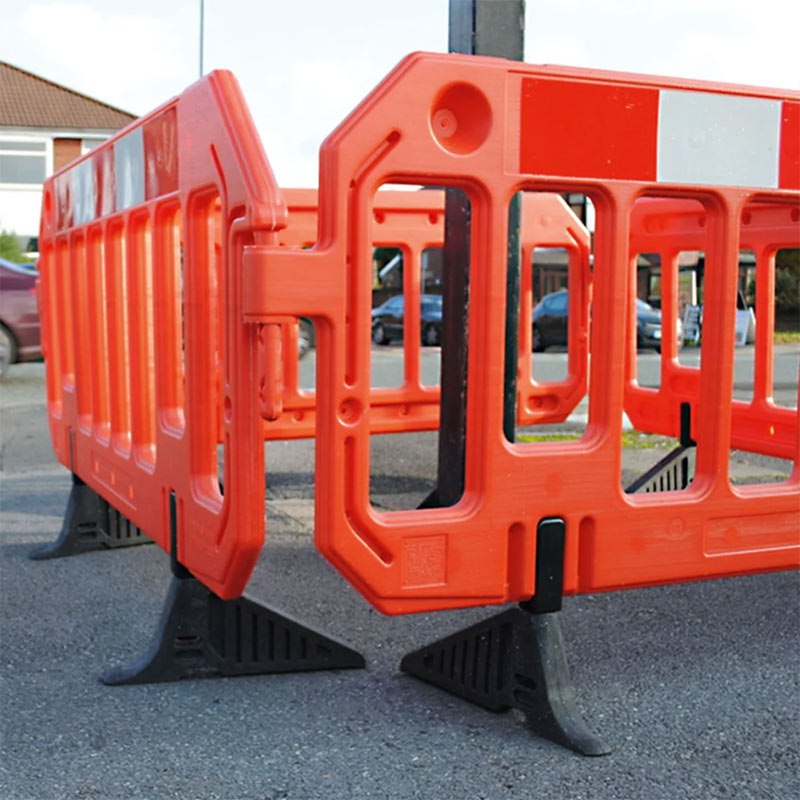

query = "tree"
[775, 248, 799, 313]
[0, 230, 27, 263]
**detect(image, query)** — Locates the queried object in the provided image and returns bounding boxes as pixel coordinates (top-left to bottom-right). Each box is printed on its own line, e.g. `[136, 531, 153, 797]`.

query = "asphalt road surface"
[343, 342, 800, 408]
[1, 358, 798, 800]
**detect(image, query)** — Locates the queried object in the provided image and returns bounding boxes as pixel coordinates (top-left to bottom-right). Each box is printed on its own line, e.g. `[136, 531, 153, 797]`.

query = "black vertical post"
[427, 0, 524, 507]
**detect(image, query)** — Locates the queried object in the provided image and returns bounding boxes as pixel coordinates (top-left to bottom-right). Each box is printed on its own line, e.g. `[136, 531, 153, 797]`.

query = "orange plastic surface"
[265, 188, 444, 440]
[39, 70, 284, 598]
[625, 198, 799, 460]
[267, 188, 590, 439]
[242, 53, 799, 614]
[40, 54, 799, 613]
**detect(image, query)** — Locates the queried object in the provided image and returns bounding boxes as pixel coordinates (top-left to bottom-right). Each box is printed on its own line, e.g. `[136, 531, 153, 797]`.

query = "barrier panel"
[270, 188, 591, 439]
[38, 71, 285, 598]
[242, 52, 800, 615]
[625, 198, 799, 460]
[36, 51, 799, 754]
[268, 188, 445, 439]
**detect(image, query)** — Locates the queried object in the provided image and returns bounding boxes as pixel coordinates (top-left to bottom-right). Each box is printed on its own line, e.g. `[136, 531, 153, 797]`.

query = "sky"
[2, 0, 798, 187]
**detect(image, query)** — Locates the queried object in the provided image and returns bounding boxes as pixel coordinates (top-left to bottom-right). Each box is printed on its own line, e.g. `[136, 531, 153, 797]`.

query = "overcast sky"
[2, 0, 798, 186]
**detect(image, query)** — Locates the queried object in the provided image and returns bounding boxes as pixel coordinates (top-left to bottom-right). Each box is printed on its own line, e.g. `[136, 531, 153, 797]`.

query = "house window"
[82, 139, 105, 154]
[0, 139, 47, 184]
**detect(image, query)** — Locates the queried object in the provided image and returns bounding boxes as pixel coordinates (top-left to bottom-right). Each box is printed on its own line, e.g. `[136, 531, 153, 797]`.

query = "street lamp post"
[199, 0, 205, 78]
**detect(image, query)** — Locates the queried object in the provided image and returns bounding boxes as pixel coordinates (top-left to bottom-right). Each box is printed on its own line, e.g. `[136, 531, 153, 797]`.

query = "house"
[0, 60, 136, 256]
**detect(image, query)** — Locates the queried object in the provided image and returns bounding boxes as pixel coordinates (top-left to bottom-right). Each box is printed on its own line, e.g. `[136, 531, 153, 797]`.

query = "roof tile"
[0, 60, 136, 131]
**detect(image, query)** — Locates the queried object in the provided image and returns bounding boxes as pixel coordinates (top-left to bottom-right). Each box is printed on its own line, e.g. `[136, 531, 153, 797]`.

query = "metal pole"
[424, 0, 524, 508]
[199, 0, 205, 78]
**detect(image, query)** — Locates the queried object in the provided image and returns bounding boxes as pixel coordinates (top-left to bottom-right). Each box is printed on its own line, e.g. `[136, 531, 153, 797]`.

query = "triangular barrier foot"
[29, 474, 152, 560]
[101, 575, 365, 685]
[401, 607, 610, 756]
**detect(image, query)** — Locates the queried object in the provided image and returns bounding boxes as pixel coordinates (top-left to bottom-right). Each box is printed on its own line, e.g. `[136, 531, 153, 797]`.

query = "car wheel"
[532, 325, 544, 352]
[422, 324, 439, 346]
[0, 324, 17, 379]
[297, 318, 314, 360]
[372, 322, 388, 345]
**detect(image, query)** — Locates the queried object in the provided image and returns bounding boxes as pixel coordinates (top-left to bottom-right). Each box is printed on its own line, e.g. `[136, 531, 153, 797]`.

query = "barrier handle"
[258, 323, 284, 421]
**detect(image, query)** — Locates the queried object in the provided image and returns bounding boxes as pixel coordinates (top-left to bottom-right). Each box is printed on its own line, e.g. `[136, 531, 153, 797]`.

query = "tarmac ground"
[1, 362, 798, 800]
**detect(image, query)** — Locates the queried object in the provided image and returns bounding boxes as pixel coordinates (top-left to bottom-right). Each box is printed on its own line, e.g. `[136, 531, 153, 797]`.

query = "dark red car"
[0, 257, 41, 378]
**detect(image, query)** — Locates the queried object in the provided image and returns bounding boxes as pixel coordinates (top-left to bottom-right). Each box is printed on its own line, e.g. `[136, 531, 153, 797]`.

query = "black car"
[532, 290, 681, 353]
[372, 294, 442, 346]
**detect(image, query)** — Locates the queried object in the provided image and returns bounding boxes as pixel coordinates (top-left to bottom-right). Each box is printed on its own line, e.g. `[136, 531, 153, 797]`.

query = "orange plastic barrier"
[268, 188, 445, 439]
[625, 198, 799, 460]
[40, 55, 799, 614]
[270, 188, 591, 439]
[39, 71, 284, 598]
[242, 53, 799, 614]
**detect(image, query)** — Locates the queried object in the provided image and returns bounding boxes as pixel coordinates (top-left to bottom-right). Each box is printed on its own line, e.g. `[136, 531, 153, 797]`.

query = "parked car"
[532, 289, 682, 353]
[0, 258, 41, 378]
[371, 294, 443, 346]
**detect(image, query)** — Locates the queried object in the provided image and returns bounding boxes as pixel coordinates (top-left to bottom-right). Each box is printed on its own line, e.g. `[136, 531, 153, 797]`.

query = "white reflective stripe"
[70, 159, 96, 225]
[114, 127, 145, 210]
[657, 90, 782, 188]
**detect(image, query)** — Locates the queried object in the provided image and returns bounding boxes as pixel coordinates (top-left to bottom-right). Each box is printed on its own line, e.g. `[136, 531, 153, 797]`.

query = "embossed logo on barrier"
[402, 535, 447, 588]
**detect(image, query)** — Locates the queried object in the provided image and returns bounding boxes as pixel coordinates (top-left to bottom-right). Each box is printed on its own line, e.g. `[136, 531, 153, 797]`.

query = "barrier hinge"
[256, 322, 284, 421]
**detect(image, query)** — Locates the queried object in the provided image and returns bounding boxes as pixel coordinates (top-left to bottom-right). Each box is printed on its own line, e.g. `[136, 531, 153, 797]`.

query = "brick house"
[0, 60, 136, 255]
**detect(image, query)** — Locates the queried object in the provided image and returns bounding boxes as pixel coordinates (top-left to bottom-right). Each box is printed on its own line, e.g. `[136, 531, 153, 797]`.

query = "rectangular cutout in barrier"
[186, 189, 224, 506]
[371, 245, 406, 389]
[154, 204, 185, 435]
[735, 248, 757, 404]
[773, 245, 800, 410]
[128, 213, 157, 468]
[368, 186, 471, 511]
[632, 251, 663, 391]
[726, 201, 799, 489]
[369, 432, 438, 511]
[87, 228, 110, 442]
[531, 245, 569, 380]
[512, 190, 592, 440]
[106, 220, 132, 457]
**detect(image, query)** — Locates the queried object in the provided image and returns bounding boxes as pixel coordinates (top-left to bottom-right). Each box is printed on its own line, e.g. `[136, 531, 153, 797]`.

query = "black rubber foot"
[401, 607, 611, 756]
[101, 575, 366, 685]
[624, 444, 695, 494]
[29, 474, 151, 560]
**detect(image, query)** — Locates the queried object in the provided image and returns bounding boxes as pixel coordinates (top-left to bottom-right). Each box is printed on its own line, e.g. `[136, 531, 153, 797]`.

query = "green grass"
[517, 430, 674, 448]
[774, 331, 800, 344]
[516, 432, 580, 443]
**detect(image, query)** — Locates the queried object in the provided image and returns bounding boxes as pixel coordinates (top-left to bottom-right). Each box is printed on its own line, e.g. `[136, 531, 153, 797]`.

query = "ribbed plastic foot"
[30, 474, 151, 560]
[101, 575, 365, 685]
[401, 607, 610, 756]
[625, 445, 696, 494]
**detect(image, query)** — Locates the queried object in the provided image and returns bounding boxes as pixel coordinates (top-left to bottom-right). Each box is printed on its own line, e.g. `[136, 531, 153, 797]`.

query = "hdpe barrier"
[625, 198, 799, 460]
[39, 71, 285, 597]
[40, 55, 799, 614]
[242, 53, 799, 614]
[270, 188, 591, 439]
[268, 188, 445, 439]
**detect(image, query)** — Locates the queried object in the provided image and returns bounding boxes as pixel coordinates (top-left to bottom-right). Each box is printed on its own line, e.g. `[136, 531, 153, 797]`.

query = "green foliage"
[0, 230, 25, 263]
[744, 249, 798, 314]
[775, 248, 799, 313]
